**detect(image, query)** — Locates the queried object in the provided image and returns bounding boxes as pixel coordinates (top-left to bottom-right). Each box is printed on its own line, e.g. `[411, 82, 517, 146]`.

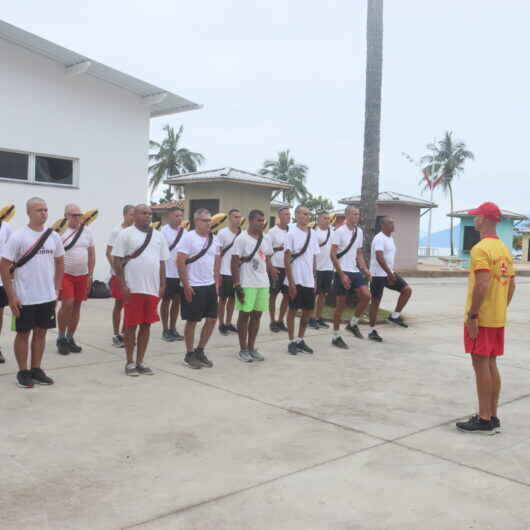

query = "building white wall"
[0, 38, 150, 279]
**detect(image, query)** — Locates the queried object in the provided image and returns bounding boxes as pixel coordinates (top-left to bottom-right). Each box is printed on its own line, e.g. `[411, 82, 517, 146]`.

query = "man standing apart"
[0, 215, 13, 363]
[217, 209, 242, 335]
[160, 206, 186, 342]
[1, 198, 64, 388]
[232, 209, 273, 362]
[456, 202, 515, 434]
[113, 205, 169, 376]
[330, 206, 371, 349]
[106, 204, 135, 348]
[268, 207, 290, 332]
[177, 209, 221, 369]
[368, 217, 412, 342]
[285, 206, 320, 355]
[57, 204, 96, 354]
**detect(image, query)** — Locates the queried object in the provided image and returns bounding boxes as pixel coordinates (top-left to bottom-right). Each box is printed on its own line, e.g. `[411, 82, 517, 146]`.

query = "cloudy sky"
[4, 1, 529, 232]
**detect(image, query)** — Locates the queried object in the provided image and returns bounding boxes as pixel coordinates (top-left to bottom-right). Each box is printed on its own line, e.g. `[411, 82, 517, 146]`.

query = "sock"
[67, 333, 73, 340]
[59, 332, 66, 339]
[333, 331, 340, 338]
[350, 316, 359, 327]
[369, 327, 376, 334]
[290, 340, 297, 345]
[391, 312, 400, 319]
[479, 417, 491, 425]
[295, 337, 303, 343]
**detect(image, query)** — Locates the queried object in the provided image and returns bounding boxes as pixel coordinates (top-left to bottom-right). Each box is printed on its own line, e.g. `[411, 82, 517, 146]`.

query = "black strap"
[272, 226, 289, 252]
[240, 234, 263, 264]
[317, 228, 331, 248]
[123, 228, 153, 267]
[336, 228, 357, 259]
[9, 228, 54, 274]
[185, 233, 213, 265]
[290, 229, 312, 263]
[63, 226, 85, 252]
[221, 228, 241, 257]
[169, 228, 184, 252]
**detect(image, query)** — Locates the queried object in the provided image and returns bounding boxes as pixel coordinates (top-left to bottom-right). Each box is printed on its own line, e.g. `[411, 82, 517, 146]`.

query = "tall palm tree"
[148, 124, 205, 197]
[360, 0, 384, 257]
[259, 150, 309, 203]
[420, 131, 474, 256]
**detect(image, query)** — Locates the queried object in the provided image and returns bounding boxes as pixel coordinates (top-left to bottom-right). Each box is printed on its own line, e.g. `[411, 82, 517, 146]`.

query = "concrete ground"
[2, 277, 530, 530]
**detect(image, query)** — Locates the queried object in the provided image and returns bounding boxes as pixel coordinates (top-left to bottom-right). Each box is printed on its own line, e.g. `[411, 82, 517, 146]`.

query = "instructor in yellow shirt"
[456, 202, 516, 435]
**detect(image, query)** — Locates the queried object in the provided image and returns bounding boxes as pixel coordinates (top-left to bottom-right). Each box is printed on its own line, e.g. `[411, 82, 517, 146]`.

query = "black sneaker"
[195, 347, 213, 368]
[287, 342, 299, 355]
[162, 330, 176, 342]
[218, 324, 229, 336]
[56, 337, 71, 355]
[491, 416, 501, 433]
[170, 329, 184, 341]
[67, 336, 82, 353]
[456, 414, 495, 435]
[317, 318, 329, 329]
[297, 340, 314, 354]
[226, 324, 238, 333]
[346, 323, 364, 339]
[184, 352, 202, 369]
[0, 350, 5, 363]
[269, 321, 280, 333]
[332, 336, 349, 349]
[30, 367, 54, 385]
[368, 330, 383, 342]
[16, 370, 34, 388]
[387, 316, 408, 328]
[277, 322, 288, 332]
[308, 318, 319, 329]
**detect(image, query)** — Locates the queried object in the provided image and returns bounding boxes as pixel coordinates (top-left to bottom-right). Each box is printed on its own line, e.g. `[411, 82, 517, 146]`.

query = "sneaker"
[269, 321, 280, 333]
[30, 367, 54, 385]
[249, 349, 265, 361]
[226, 324, 238, 333]
[332, 336, 349, 349]
[170, 329, 184, 341]
[184, 352, 202, 369]
[456, 414, 495, 435]
[218, 324, 229, 336]
[297, 340, 314, 354]
[16, 369, 34, 388]
[113, 335, 125, 348]
[56, 337, 71, 355]
[136, 364, 154, 375]
[317, 318, 330, 329]
[491, 416, 501, 433]
[67, 336, 82, 353]
[287, 342, 299, 355]
[387, 315, 408, 328]
[162, 330, 176, 342]
[125, 363, 139, 377]
[0, 350, 5, 363]
[195, 348, 213, 368]
[346, 323, 364, 339]
[308, 318, 319, 329]
[238, 349, 253, 362]
[368, 330, 383, 342]
[277, 322, 288, 332]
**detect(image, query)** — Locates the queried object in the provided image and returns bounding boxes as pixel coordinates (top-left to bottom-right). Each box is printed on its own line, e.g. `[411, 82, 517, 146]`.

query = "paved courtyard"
[2, 277, 530, 530]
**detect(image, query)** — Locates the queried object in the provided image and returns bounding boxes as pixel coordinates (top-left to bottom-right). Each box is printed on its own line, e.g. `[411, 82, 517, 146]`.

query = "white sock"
[295, 337, 303, 343]
[350, 316, 359, 326]
[290, 339, 297, 345]
[369, 327, 376, 334]
[391, 312, 400, 319]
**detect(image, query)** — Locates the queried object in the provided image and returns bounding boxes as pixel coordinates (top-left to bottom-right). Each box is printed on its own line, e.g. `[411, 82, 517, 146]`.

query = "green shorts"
[236, 287, 269, 313]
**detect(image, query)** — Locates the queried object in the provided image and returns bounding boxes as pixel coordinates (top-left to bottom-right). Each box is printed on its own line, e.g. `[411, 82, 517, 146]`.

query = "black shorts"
[15, 301, 57, 333]
[181, 284, 218, 322]
[370, 275, 408, 301]
[220, 275, 234, 299]
[0, 286, 8, 308]
[288, 285, 315, 311]
[316, 271, 333, 295]
[270, 267, 288, 295]
[164, 278, 180, 298]
[333, 272, 367, 296]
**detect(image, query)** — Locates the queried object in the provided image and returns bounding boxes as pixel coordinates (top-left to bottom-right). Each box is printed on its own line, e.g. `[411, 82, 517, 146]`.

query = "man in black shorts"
[368, 217, 412, 341]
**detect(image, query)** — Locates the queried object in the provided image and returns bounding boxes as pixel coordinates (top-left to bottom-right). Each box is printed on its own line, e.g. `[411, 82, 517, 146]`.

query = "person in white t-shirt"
[0, 217, 13, 364]
[160, 206, 186, 342]
[112, 204, 169, 377]
[368, 217, 412, 342]
[0, 197, 64, 389]
[106, 204, 135, 348]
[56, 204, 95, 355]
[217, 209, 242, 335]
[231, 209, 272, 362]
[177, 208, 221, 370]
[330, 206, 371, 349]
[284, 206, 320, 355]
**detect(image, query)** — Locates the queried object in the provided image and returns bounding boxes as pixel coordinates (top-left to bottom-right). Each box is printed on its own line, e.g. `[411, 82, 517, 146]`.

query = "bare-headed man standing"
[0, 213, 13, 363]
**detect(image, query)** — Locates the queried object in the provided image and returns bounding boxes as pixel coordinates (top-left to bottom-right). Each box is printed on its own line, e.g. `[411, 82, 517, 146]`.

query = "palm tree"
[360, 0, 384, 257]
[420, 131, 474, 256]
[259, 150, 309, 203]
[148, 124, 205, 197]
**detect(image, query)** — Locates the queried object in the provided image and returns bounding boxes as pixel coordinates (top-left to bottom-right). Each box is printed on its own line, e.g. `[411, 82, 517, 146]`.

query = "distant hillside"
[420, 225, 460, 248]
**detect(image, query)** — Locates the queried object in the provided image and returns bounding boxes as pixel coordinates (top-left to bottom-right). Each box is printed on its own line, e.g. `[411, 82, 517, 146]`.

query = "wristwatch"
[468, 313, 479, 320]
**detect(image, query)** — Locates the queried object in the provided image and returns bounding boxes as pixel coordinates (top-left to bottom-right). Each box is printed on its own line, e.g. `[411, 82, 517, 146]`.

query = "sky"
[3, 1, 530, 234]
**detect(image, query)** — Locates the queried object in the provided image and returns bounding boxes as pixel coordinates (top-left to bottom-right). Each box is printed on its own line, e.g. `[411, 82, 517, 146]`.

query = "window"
[0, 150, 29, 181]
[269, 215, 276, 229]
[36, 156, 73, 185]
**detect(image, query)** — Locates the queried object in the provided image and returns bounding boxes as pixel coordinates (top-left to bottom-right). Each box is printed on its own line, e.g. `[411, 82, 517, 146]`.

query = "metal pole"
[426, 185, 433, 257]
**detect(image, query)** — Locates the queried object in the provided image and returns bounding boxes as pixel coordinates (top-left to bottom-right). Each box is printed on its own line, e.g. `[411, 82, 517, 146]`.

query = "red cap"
[468, 202, 501, 222]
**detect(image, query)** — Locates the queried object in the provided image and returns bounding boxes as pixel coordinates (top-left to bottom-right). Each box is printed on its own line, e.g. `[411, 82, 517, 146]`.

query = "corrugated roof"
[448, 209, 527, 220]
[150, 200, 185, 211]
[339, 191, 437, 208]
[270, 200, 292, 208]
[0, 19, 201, 117]
[166, 167, 292, 190]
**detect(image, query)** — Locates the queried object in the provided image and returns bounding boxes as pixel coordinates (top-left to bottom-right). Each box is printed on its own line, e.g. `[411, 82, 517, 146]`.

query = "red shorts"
[123, 294, 160, 326]
[60, 274, 89, 302]
[110, 275, 123, 300]
[464, 325, 505, 357]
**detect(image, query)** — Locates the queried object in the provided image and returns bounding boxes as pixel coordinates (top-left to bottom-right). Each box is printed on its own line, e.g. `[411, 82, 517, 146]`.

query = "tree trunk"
[360, 0, 384, 260]
[449, 182, 455, 256]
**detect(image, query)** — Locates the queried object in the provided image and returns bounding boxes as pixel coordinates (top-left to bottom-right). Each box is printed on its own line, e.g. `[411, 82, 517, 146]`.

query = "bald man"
[56, 204, 96, 355]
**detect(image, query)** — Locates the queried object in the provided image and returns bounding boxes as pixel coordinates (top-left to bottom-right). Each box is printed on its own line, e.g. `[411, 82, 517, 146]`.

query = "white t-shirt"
[233, 231, 273, 288]
[331, 224, 364, 273]
[112, 226, 170, 297]
[314, 227, 333, 271]
[161, 224, 185, 279]
[2, 226, 65, 305]
[268, 225, 290, 268]
[107, 224, 124, 276]
[370, 232, 396, 277]
[176, 230, 220, 287]
[61, 227, 94, 277]
[217, 226, 241, 276]
[0, 221, 13, 287]
[284, 225, 320, 288]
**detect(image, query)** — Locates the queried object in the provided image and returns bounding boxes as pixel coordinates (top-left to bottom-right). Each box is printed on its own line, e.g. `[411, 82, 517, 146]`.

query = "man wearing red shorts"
[57, 204, 95, 355]
[112, 204, 169, 376]
[456, 202, 516, 435]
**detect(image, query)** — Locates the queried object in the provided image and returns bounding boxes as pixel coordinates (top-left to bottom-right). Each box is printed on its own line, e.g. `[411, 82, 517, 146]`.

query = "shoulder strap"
[185, 233, 214, 265]
[337, 228, 357, 259]
[221, 228, 241, 257]
[169, 228, 184, 252]
[123, 228, 153, 267]
[10, 228, 54, 273]
[240, 234, 263, 264]
[290, 229, 312, 263]
[319, 228, 331, 247]
[63, 225, 85, 252]
[272, 227, 288, 252]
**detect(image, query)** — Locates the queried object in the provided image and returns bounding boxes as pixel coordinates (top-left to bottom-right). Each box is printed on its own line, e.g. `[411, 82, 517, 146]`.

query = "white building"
[0, 19, 200, 279]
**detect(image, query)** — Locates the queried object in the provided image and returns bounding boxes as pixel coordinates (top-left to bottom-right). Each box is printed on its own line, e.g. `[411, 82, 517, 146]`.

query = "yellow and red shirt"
[465, 236, 514, 328]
